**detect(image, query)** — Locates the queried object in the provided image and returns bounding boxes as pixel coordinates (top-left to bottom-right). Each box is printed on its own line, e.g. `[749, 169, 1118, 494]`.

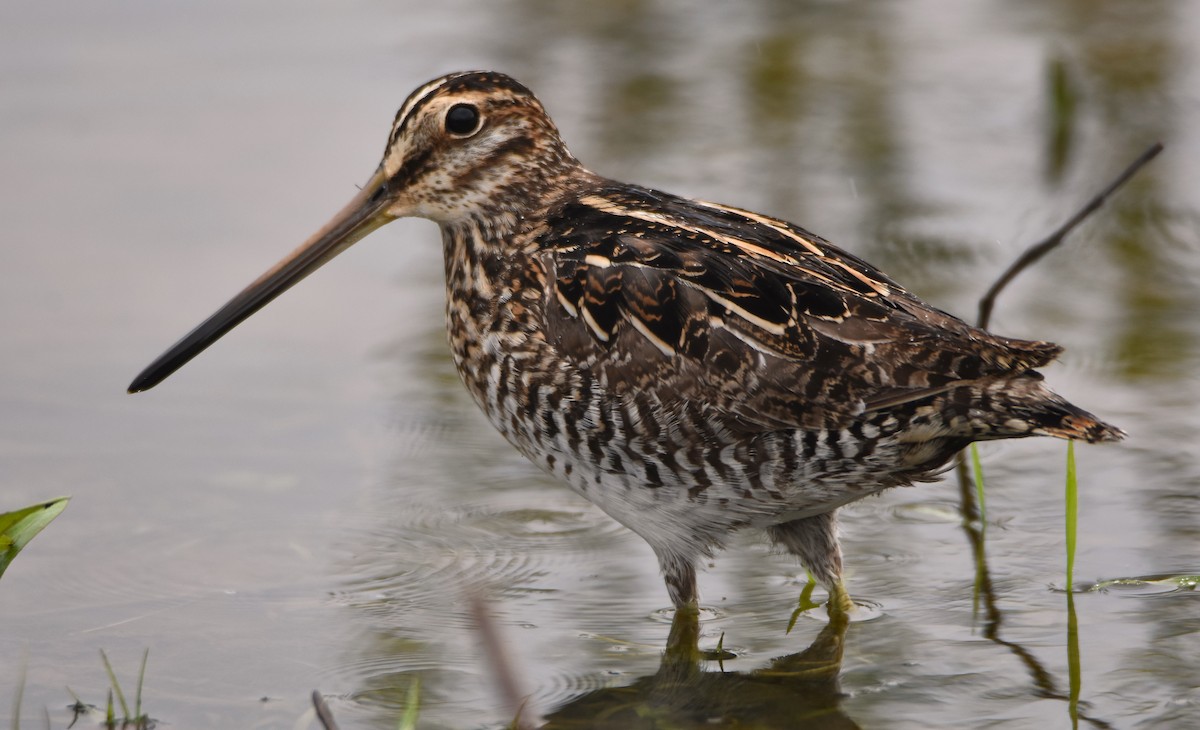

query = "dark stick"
[976, 142, 1163, 329]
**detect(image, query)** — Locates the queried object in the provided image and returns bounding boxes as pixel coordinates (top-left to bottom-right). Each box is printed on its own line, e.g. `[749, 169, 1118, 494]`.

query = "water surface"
[1, 1, 1198, 728]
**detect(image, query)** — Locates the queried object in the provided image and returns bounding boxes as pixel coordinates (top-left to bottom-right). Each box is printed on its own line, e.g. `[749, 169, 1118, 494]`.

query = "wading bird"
[130, 71, 1122, 615]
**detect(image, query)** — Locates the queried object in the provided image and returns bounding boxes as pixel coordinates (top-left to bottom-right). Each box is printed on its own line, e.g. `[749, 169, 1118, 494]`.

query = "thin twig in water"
[976, 142, 1163, 330]
[469, 592, 537, 729]
[312, 690, 340, 730]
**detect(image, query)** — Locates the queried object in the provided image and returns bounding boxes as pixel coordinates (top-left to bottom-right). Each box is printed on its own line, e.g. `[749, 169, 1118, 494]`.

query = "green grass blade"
[135, 648, 149, 722]
[99, 650, 130, 720]
[969, 444, 987, 528]
[0, 497, 70, 581]
[397, 677, 420, 730]
[1065, 440, 1081, 729]
[1065, 441, 1078, 589]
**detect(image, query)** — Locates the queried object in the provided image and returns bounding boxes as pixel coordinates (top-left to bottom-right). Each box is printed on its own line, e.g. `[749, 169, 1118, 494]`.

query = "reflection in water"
[1034, 0, 1196, 385]
[1043, 54, 1080, 183]
[1107, 193, 1195, 382]
[542, 610, 856, 730]
[954, 460, 1116, 730]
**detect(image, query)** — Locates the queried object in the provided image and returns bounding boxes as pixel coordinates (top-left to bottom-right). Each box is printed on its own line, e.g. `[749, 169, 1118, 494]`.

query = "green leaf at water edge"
[398, 677, 420, 730]
[1064, 442, 1081, 728]
[0, 497, 70, 581]
[1065, 442, 1077, 588]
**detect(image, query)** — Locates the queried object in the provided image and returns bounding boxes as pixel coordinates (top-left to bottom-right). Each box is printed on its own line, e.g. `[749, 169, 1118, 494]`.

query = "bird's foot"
[826, 581, 853, 626]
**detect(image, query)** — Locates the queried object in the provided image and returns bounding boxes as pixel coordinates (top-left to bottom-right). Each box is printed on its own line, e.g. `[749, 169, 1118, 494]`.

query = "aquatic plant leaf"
[397, 677, 420, 730]
[969, 444, 987, 527]
[0, 497, 70, 581]
[1082, 573, 1200, 594]
[1065, 442, 1077, 588]
[1064, 442, 1081, 729]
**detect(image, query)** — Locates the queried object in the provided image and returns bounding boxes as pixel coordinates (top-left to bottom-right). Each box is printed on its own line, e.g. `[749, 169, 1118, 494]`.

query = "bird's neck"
[440, 163, 601, 265]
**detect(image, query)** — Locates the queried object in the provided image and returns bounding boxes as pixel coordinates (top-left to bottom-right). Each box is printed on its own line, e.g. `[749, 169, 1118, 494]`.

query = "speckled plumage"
[130, 71, 1123, 611]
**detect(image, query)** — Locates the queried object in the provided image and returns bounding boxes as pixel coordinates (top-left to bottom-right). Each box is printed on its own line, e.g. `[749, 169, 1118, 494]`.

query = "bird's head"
[128, 71, 578, 393]
[376, 71, 578, 224]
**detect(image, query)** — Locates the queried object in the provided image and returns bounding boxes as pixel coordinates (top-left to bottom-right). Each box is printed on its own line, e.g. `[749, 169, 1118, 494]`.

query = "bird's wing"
[537, 184, 1061, 432]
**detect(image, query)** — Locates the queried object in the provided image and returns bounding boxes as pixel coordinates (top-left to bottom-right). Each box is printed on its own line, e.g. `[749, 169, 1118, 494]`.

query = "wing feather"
[538, 184, 1060, 432]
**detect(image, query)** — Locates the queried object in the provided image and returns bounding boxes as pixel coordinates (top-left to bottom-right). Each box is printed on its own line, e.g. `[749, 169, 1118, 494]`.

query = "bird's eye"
[445, 104, 481, 136]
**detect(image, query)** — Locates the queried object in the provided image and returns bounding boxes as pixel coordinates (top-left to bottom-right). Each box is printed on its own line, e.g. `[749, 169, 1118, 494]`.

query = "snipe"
[130, 71, 1122, 614]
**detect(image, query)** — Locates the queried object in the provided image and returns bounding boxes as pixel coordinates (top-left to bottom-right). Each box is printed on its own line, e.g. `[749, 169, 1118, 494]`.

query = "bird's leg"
[654, 547, 699, 610]
[767, 512, 853, 618]
[655, 548, 702, 665]
[663, 600, 702, 669]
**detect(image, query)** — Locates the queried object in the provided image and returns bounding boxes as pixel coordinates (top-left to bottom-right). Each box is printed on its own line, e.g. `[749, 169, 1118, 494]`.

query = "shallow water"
[2, 1, 1198, 728]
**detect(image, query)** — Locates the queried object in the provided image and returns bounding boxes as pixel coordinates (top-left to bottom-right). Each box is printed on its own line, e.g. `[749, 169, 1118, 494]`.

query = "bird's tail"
[976, 375, 1125, 444]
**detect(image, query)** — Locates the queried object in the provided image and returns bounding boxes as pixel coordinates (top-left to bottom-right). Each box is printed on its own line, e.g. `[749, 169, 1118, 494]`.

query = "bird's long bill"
[127, 168, 394, 393]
